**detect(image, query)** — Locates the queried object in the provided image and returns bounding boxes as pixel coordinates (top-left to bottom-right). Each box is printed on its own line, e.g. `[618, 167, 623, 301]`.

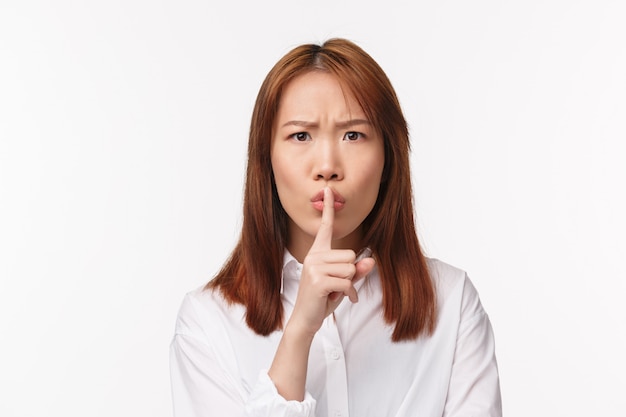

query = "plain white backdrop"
[1, 1, 625, 416]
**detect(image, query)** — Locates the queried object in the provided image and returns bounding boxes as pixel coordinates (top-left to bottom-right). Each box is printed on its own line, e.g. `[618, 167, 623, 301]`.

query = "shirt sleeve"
[170, 332, 246, 416]
[443, 276, 503, 417]
[245, 371, 317, 417]
[169, 293, 317, 417]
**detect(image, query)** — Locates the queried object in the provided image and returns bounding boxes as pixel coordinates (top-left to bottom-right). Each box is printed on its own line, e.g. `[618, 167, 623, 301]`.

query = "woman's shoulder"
[173, 282, 245, 338]
[426, 257, 466, 290]
[425, 257, 485, 318]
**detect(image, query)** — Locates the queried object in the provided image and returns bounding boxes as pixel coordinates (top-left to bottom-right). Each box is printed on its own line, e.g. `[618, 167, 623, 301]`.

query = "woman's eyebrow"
[281, 120, 317, 128]
[335, 119, 371, 128]
[281, 119, 371, 128]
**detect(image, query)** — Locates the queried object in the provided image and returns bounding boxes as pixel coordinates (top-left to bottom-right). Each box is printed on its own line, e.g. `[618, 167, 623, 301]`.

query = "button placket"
[321, 314, 350, 417]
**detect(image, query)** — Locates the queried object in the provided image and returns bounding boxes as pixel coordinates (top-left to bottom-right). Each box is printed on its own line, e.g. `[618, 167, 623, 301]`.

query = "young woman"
[170, 38, 502, 417]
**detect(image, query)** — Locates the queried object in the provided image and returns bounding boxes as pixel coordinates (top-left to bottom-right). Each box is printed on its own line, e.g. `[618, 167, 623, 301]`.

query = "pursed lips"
[310, 188, 345, 212]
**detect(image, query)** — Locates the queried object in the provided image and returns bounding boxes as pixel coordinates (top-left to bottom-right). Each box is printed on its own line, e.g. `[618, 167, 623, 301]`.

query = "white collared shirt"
[170, 253, 502, 417]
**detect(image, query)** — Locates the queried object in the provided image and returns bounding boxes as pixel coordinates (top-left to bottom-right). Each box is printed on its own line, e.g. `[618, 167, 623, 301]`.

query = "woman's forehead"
[275, 71, 368, 124]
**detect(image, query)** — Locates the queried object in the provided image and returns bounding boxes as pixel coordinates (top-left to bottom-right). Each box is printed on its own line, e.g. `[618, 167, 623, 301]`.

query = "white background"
[1, 1, 625, 416]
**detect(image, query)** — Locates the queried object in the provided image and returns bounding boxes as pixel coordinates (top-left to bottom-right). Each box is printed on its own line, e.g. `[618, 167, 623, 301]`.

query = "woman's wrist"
[268, 321, 316, 401]
[283, 317, 318, 343]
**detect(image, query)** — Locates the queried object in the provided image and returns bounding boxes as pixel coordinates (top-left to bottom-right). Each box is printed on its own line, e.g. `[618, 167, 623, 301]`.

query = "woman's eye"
[290, 132, 310, 142]
[344, 131, 363, 141]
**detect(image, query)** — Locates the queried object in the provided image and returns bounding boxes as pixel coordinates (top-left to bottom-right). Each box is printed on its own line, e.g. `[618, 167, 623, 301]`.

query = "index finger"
[311, 187, 334, 251]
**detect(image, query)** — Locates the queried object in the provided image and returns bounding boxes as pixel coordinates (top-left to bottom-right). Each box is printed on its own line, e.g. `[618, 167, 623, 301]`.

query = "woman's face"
[271, 71, 385, 260]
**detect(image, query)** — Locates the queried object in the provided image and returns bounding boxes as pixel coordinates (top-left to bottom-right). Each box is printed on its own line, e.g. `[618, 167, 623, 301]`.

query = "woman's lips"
[311, 189, 345, 212]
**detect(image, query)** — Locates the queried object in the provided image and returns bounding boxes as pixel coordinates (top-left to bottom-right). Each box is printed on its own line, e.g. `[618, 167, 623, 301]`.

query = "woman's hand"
[287, 187, 376, 338]
[268, 187, 375, 401]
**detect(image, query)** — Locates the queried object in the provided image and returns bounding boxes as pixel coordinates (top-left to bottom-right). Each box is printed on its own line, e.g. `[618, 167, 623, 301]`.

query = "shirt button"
[330, 349, 341, 360]
[333, 411, 342, 417]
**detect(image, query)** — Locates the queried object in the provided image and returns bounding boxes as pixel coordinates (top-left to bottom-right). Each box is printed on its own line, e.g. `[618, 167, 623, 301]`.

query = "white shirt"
[170, 253, 502, 417]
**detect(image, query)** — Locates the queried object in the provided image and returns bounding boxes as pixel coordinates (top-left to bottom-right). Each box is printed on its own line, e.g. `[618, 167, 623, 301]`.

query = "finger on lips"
[306, 186, 368, 305]
[311, 187, 334, 251]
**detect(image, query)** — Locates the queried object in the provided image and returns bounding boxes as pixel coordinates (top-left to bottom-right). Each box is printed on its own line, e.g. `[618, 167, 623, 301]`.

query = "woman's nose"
[313, 141, 343, 181]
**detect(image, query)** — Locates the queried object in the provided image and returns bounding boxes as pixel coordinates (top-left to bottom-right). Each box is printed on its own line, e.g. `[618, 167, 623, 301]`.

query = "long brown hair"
[208, 38, 436, 341]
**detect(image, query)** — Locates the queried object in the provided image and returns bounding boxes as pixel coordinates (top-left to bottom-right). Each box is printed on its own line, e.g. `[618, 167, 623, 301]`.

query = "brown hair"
[208, 38, 436, 341]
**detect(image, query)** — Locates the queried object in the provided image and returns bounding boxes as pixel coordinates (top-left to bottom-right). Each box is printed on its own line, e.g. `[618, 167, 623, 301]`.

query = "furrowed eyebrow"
[335, 119, 371, 129]
[281, 121, 318, 128]
[281, 119, 371, 129]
